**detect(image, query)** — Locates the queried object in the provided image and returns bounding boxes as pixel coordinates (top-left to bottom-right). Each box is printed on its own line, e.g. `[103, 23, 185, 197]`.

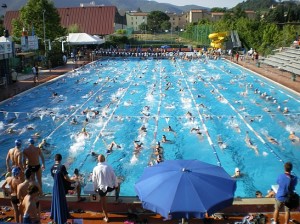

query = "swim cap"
[28, 138, 35, 144]
[15, 139, 22, 147]
[235, 167, 240, 172]
[12, 167, 21, 177]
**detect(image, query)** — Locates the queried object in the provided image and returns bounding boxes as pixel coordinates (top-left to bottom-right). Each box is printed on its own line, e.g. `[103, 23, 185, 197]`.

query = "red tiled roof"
[3, 11, 19, 33]
[4, 6, 118, 36]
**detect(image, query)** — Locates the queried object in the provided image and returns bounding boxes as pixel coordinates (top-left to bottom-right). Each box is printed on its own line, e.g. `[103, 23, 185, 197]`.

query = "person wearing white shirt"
[92, 154, 120, 223]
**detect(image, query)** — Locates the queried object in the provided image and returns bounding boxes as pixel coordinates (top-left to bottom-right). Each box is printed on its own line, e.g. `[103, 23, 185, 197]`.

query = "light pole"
[43, 10, 46, 53]
[143, 19, 146, 47]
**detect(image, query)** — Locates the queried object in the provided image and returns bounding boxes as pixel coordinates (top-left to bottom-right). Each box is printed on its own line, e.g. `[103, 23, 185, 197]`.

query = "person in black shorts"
[92, 154, 121, 223]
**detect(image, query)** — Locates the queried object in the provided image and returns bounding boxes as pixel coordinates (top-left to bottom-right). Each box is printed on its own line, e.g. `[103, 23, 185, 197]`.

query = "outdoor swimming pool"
[0, 57, 299, 198]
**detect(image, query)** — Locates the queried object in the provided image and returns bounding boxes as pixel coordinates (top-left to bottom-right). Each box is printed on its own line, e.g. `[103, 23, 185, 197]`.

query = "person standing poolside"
[50, 154, 73, 224]
[17, 169, 41, 221]
[92, 154, 120, 223]
[34, 65, 39, 83]
[21, 185, 40, 224]
[1, 167, 22, 223]
[272, 162, 298, 224]
[6, 139, 24, 173]
[23, 138, 45, 194]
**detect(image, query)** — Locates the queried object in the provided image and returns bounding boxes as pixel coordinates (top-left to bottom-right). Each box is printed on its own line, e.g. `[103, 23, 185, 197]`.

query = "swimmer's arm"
[1, 177, 10, 192]
[5, 153, 11, 172]
[1, 179, 7, 190]
[39, 148, 45, 170]
[64, 174, 74, 183]
[17, 154, 24, 172]
[22, 149, 28, 167]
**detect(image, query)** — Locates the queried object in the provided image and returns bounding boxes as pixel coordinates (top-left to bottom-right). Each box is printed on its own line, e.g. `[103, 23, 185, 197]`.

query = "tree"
[139, 22, 148, 33]
[161, 21, 171, 31]
[147, 11, 170, 33]
[68, 24, 81, 33]
[12, 0, 66, 41]
[233, 5, 247, 20]
[211, 7, 227, 12]
[115, 29, 127, 35]
[0, 15, 5, 37]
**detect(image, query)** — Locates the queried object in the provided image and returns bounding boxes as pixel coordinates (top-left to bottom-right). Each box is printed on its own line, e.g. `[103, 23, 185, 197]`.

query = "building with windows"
[125, 12, 148, 32]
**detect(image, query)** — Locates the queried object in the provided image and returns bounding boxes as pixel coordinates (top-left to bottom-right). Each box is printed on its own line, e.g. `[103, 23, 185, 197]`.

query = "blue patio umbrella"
[50, 169, 70, 224]
[161, 45, 170, 49]
[135, 160, 236, 220]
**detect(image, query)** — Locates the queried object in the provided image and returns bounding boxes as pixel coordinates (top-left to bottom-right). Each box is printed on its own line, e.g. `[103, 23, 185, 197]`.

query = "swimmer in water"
[265, 134, 279, 145]
[231, 121, 241, 133]
[245, 131, 258, 155]
[133, 140, 143, 155]
[33, 132, 40, 137]
[156, 154, 163, 164]
[78, 128, 89, 138]
[71, 117, 78, 125]
[26, 125, 35, 130]
[91, 151, 99, 158]
[38, 139, 51, 154]
[106, 141, 121, 154]
[154, 145, 163, 155]
[190, 127, 200, 133]
[289, 131, 300, 143]
[217, 135, 227, 149]
[163, 125, 176, 135]
[161, 135, 172, 143]
[7, 128, 16, 134]
[232, 167, 242, 178]
[139, 125, 147, 133]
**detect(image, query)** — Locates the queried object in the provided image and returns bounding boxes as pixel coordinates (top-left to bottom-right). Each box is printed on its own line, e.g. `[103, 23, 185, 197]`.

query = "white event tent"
[66, 33, 105, 45]
[61, 33, 105, 52]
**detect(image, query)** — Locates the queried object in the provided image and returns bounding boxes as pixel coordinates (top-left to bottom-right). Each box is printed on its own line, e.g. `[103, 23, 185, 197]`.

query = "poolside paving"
[234, 58, 300, 94]
[1, 204, 300, 223]
[0, 60, 87, 102]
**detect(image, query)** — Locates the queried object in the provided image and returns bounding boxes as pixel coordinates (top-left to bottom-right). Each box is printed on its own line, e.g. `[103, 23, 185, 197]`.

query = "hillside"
[234, 0, 277, 11]
[2, 0, 209, 14]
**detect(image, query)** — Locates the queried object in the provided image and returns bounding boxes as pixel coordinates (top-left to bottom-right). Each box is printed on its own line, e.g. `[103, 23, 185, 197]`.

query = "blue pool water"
[0, 58, 300, 198]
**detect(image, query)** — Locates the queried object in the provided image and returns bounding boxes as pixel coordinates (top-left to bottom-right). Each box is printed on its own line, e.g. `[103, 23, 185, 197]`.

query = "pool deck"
[0, 194, 300, 223]
[1, 56, 300, 223]
[236, 57, 300, 95]
[0, 56, 299, 103]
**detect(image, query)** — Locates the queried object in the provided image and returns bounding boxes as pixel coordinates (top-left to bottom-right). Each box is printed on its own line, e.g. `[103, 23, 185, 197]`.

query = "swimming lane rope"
[176, 60, 222, 167]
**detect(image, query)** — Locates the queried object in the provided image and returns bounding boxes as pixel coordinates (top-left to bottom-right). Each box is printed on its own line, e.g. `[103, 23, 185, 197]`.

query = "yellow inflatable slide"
[208, 32, 228, 48]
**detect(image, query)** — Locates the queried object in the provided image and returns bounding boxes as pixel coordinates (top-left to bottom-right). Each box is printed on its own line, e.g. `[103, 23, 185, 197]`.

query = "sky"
[154, 0, 245, 8]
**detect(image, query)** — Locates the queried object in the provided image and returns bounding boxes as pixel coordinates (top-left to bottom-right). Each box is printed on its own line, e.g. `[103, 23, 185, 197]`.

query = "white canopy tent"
[66, 33, 105, 45]
[61, 33, 105, 52]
